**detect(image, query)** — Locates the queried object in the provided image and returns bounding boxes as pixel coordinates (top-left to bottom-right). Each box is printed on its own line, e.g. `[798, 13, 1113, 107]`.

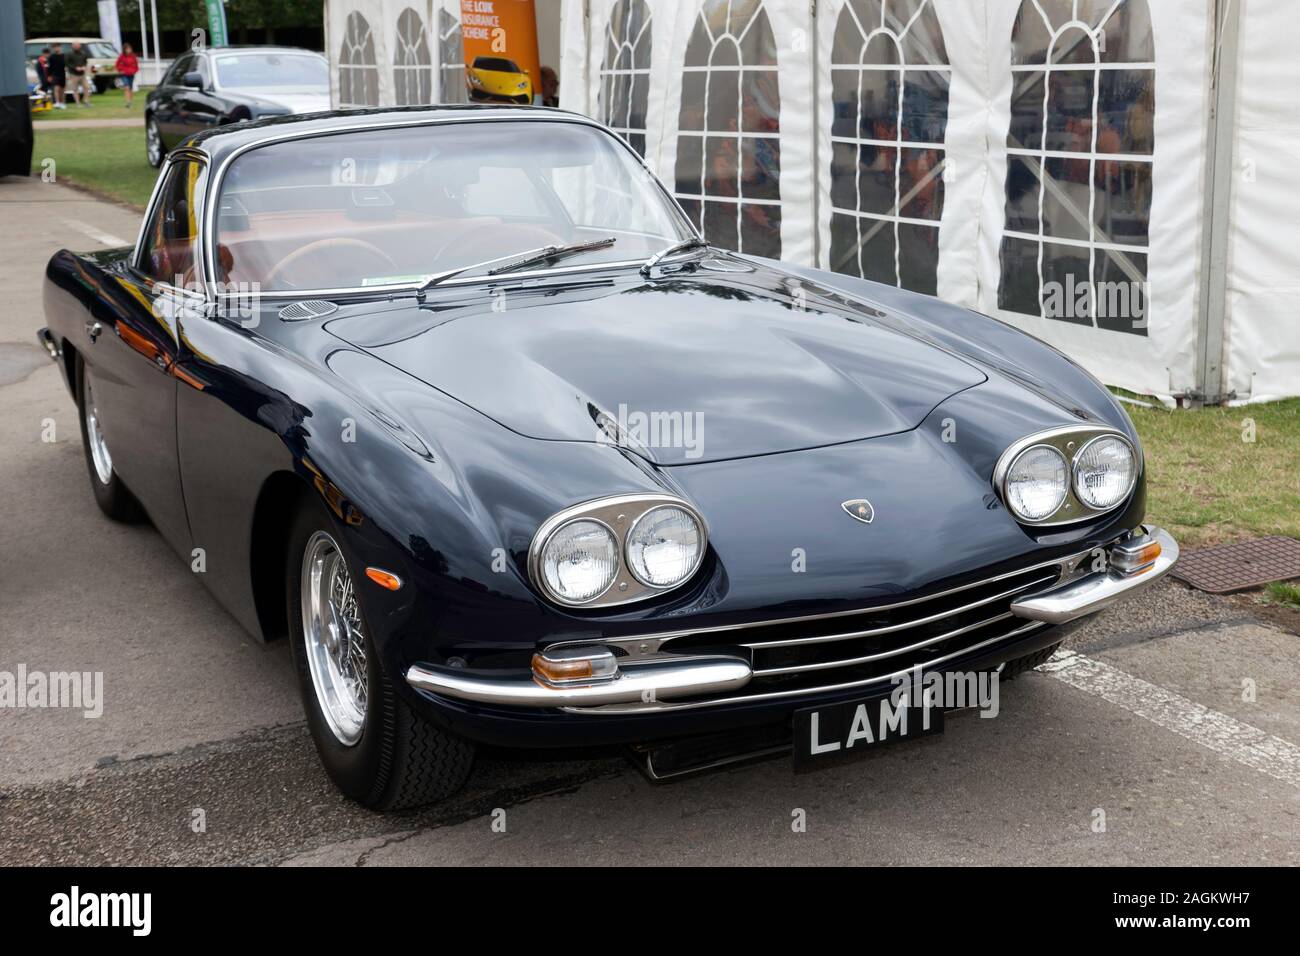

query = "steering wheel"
[265, 238, 400, 290]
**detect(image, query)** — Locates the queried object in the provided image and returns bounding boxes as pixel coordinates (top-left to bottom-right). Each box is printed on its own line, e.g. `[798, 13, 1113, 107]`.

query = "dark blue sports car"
[39, 106, 1177, 808]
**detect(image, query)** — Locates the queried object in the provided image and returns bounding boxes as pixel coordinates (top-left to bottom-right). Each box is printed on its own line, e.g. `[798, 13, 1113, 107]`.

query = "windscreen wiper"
[415, 237, 617, 300]
[640, 236, 709, 277]
[487, 237, 617, 276]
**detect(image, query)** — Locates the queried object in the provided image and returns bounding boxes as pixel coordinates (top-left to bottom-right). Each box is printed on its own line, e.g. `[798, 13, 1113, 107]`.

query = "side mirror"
[182, 71, 204, 89]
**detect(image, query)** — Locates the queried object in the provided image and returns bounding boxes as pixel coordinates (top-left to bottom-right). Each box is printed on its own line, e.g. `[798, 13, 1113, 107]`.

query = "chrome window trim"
[528, 492, 709, 609]
[131, 149, 212, 296]
[993, 424, 1139, 527]
[201, 113, 701, 302]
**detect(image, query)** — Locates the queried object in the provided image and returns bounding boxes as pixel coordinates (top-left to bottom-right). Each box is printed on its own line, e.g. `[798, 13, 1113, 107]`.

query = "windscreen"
[215, 121, 692, 292]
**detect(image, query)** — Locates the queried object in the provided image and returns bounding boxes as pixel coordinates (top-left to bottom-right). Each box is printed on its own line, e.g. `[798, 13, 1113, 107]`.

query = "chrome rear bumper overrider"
[404, 527, 1177, 712]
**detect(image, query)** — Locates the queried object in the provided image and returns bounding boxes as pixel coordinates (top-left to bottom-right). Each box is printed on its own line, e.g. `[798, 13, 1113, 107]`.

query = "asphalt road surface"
[2, 176, 1298, 866]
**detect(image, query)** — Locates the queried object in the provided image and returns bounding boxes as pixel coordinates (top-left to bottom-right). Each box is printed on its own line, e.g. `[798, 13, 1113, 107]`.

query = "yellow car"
[466, 56, 533, 105]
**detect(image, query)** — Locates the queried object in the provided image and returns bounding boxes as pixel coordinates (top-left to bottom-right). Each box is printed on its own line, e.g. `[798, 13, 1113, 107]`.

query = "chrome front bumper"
[405, 527, 1178, 708]
[1010, 526, 1179, 625]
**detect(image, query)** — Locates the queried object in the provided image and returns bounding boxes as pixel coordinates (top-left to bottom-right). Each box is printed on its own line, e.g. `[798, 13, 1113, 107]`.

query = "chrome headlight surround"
[994, 425, 1139, 527]
[528, 493, 708, 608]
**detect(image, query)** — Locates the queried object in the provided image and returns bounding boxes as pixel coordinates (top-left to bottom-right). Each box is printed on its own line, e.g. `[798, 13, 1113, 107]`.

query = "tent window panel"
[438, 11, 466, 104]
[898, 223, 940, 296]
[704, 200, 740, 250]
[999, 0, 1153, 334]
[706, 68, 740, 128]
[1097, 70, 1155, 153]
[678, 197, 703, 231]
[1045, 70, 1097, 154]
[998, 236, 1042, 314]
[827, 0, 949, 291]
[741, 203, 781, 258]
[899, 147, 944, 221]
[1042, 154, 1093, 242]
[830, 212, 860, 274]
[1095, 160, 1152, 246]
[674, 1, 781, 256]
[1042, 241, 1096, 327]
[1095, 0, 1154, 63]
[1004, 156, 1042, 233]
[598, 0, 652, 155]
[339, 12, 379, 108]
[857, 68, 902, 135]
[703, 135, 738, 196]
[858, 153, 898, 216]
[1094, 249, 1148, 335]
[680, 73, 707, 130]
[902, 71, 950, 143]
[741, 70, 780, 133]
[858, 218, 896, 285]
[830, 142, 860, 209]
[742, 137, 781, 201]
[1008, 71, 1045, 149]
[675, 135, 704, 194]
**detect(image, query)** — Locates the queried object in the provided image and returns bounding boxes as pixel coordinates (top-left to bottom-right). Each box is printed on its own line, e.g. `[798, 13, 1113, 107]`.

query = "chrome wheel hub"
[301, 531, 368, 745]
[146, 121, 161, 164]
[84, 376, 113, 485]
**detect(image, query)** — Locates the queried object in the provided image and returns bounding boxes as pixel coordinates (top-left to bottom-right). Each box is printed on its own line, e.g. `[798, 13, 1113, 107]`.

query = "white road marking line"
[59, 218, 129, 248]
[1040, 649, 1300, 789]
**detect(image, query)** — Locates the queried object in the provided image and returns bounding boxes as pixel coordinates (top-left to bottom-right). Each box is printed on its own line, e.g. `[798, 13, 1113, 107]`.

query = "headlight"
[468, 73, 483, 86]
[539, 519, 619, 604]
[1073, 435, 1136, 509]
[1004, 445, 1069, 521]
[995, 426, 1139, 525]
[530, 494, 708, 608]
[627, 505, 703, 588]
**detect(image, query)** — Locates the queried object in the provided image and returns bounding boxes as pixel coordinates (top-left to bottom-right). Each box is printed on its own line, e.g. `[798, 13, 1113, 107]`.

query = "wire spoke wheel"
[301, 531, 368, 745]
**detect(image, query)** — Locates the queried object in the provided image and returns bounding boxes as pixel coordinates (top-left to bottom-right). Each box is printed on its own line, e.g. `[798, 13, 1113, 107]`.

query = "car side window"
[165, 55, 193, 86]
[138, 161, 203, 288]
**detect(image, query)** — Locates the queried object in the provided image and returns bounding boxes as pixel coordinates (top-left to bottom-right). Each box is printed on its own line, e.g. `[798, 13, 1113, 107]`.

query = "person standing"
[66, 41, 91, 107]
[48, 43, 67, 109]
[34, 49, 53, 98]
[115, 44, 140, 108]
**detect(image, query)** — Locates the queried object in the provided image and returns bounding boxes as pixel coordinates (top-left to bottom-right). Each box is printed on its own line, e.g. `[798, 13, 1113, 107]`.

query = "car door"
[86, 157, 207, 554]
[153, 55, 192, 146]
[174, 54, 223, 139]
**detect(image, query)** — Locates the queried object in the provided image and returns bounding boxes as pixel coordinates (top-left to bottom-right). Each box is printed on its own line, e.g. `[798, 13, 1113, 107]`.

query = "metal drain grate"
[1171, 536, 1300, 594]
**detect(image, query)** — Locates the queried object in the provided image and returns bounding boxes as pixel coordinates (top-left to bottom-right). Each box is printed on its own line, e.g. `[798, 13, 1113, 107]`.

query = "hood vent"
[278, 299, 338, 321]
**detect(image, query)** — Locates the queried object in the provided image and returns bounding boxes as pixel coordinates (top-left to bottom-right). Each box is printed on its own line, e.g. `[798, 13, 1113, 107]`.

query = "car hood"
[224, 88, 331, 114]
[323, 263, 987, 465]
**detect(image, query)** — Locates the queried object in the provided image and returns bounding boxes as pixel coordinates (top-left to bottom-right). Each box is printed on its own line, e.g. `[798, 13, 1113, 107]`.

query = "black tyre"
[286, 498, 474, 809]
[145, 116, 164, 168]
[1000, 641, 1063, 680]
[76, 356, 145, 523]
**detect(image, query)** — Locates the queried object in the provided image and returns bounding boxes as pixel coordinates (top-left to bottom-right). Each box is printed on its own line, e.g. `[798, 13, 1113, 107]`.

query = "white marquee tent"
[323, 0, 1297, 405]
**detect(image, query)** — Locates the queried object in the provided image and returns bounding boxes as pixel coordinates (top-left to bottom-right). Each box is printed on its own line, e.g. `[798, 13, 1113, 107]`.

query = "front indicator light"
[365, 567, 403, 590]
[532, 646, 618, 685]
[1110, 536, 1162, 575]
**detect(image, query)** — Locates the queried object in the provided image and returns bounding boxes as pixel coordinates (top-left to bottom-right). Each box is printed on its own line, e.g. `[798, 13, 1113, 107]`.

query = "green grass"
[1122, 397, 1300, 548]
[32, 125, 158, 208]
[1265, 581, 1300, 610]
[33, 85, 150, 122]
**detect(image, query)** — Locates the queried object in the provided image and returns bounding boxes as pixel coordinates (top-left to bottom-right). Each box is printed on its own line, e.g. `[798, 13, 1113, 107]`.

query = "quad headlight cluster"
[995, 426, 1139, 526]
[529, 494, 707, 608]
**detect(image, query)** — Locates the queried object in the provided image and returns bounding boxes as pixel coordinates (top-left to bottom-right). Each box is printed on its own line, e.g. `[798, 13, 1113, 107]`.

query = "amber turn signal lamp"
[532, 646, 619, 686]
[364, 567, 403, 591]
[1110, 538, 1162, 575]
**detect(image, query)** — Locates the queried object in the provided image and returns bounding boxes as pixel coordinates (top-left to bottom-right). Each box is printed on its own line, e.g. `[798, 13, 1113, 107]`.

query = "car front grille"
[563, 556, 1075, 714]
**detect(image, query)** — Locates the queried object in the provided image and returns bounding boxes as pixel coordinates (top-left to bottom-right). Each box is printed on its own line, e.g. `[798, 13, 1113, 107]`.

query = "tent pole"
[1194, 0, 1243, 407]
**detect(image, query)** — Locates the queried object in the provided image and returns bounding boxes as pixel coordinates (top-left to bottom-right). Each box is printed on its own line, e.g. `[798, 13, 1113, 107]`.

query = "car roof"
[202, 46, 324, 58]
[27, 37, 111, 43]
[182, 105, 600, 165]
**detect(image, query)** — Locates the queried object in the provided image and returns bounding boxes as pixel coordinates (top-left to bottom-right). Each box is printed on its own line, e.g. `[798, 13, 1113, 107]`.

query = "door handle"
[86, 321, 102, 342]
